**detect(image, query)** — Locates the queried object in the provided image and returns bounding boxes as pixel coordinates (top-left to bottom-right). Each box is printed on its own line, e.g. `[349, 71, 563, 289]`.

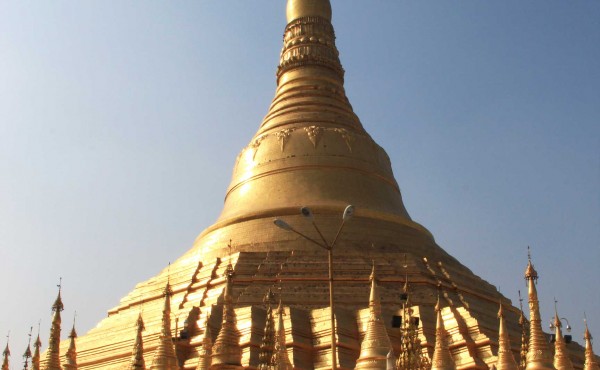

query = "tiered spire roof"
[63, 322, 78, 370]
[523, 254, 554, 370]
[22, 328, 33, 370]
[430, 295, 455, 370]
[396, 278, 429, 370]
[272, 301, 293, 370]
[195, 317, 212, 370]
[128, 313, 146, 370]
[31, 331, 42, 370]
[518, 291, 529, 370]
[552, 303, 573, 370]
[2, 339, 10, 370]
[496, 302, 518, 370]
[583, 318, 600, 370]
[355, 264, 392, 370]
[149, 281, 179, 370]
[43, 284, 64, 370]
[258, 289, 276, 370]
[211, 262, 242, 369]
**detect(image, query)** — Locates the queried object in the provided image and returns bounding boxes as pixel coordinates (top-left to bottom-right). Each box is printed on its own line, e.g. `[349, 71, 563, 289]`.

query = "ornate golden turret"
[396, 278, 429, 370]
[128, 313, 146, 370]
[44, 284, 64, 370]
[2, 339, 10, 370]
[496, 302, 518, 370]
[64, 322, 78, 370]
[583, 317, 600, 370]
[552, 303, 573, 370]
[524, 255, 554, 370]
[195, 317, 212, 370]
[258, 290, 276, 370]
[355, 264, 392, 370]
[430, 295, 455, 370]
[32, 330, 42, 370]
[23, 327, 33, 370]
[149, 282, 179, 370]
[211, 263, 242, 370]
[518, 291, 529, 370]
[272, 301, 293, 370]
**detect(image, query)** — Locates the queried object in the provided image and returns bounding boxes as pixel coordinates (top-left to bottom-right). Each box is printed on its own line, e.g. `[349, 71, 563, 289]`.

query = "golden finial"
[552, 301, 574, 370]
[211, 244, 242, 370]
[272, 300, 293, 370]
[430, 294, 455, 370]
[355, 262, 392, 370]
[2, 333, 10, 370]
[286, 0, 332, 23]
[128, 312, 146, 370]
[195, 315, 212, 370]
[64, 313, 78, 370]
[396, 273, 429, 370]
[517, 291, 529, 370]
[496, 300, 519, 370]
[523, 251, 554, 370]
[43, 280, 64, 370]
[22, 327, 33, 370]
[258, 289, 276, 370]
[149, 280, 179, 370]
[583, 314, 600, 370]
[31, 323, 41, 370]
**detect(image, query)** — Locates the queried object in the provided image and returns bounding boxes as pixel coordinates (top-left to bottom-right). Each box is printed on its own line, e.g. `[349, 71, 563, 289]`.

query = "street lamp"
[274, 205, 354, 370]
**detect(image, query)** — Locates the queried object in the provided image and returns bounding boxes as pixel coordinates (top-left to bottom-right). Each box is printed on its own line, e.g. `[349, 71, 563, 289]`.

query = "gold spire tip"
[286, 0, 332, 23]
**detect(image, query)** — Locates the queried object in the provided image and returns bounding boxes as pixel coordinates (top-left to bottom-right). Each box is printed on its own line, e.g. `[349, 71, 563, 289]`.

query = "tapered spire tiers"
[32, 334, 41, 370]
[430, 296, 455, 370]
[355, 264, 392, 370]
[211, 263, 242, 370]
[2, 341, 9, 370]
[63, 323, 78, 370]
[524, 257, 554, 370]
[583, 319, 600, 370]
[23, 333, 33, 370]
[496, 303, 518, 370]
[195, 318, 212, 370]
[44, 285, 64, 370]
[552, 304, 574, 370]
[258, 290, 276, 370]
[272, 301, 293, 370]
[149, 282, 179, 370]
[518, 291, 529, 370]
[396, 279, 429, 370]
[128, 313, 146, 370]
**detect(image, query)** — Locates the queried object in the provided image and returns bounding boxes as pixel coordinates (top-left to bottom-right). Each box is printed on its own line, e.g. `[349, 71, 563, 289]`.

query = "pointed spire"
[583, 316, 600, 370]
[430, 295, 455, 370]
[518, 291, 529, 370]
[258, 289, 276, 370]
[523, 251, 554, 370]
[355, 263, 392, 370]
[128, 312, 146, 370]
[396, 277, 429, 370]
[149, 281, 180, 370]
[63, 317, 78, 370]
[272, 301, 293, 370]
[552, 302, 573, 370]
[195, 316, 212, 370]
[44, 280, 64, 370]
[2, 335, 10, 370]
[496, 301, 519, 370]
[23, 327, 33, 370]
[32, 325, 42, 370]
[211, 262, 242, 369]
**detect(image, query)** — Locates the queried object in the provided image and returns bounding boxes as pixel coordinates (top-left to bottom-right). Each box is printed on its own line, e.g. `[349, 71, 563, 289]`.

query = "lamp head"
[342, 205, 355, 221]
[274, 219, 293, 231]
[300, 206, 314, 220]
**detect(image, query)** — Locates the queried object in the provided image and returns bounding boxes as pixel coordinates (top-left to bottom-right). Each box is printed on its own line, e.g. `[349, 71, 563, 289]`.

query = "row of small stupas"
[2, 255, 599, 370]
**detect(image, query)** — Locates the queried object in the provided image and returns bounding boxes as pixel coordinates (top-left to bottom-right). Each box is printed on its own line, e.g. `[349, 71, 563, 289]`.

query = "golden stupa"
[41, 1, 592, 370]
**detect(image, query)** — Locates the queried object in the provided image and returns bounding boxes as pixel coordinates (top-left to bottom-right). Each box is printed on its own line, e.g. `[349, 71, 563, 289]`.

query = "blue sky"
[1, 1, 599, 357]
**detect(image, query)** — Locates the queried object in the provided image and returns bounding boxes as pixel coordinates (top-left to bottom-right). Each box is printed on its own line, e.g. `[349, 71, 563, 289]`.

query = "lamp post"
[274, 205, 354, 370]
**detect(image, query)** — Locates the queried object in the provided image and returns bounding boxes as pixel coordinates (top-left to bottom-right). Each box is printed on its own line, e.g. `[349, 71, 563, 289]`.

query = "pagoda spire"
[551, 302, 573, 370]
[496, 301, 519, 370]
[258, 289, 276, 370]
[149, 281, 179, 370]
[430, 295, 455, 370]
[355, 263, 392, 370]
[396, 276, 429, 370]
[518, 291, 529, 370]
[128, 312, 147, 370]
[523, 251, 554, 370]
[44, 280, 64, 370]
[195, 316, 212, 370]
[32, 325, 42, 370]
[2, 335, 10, 370]
[211, 262, 242, 370]
[23, 327, 33, 370]
[272, 300, 293, 370]
[63, 317, 78, 370]
[583, 316, 600, 370]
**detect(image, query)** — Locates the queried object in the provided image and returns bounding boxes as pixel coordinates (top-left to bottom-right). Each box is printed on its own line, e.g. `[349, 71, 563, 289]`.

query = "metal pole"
[328, 245, 337, 370]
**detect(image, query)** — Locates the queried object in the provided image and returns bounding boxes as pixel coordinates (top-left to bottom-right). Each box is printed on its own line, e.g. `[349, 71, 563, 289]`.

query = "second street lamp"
[274, 205, 354, 370]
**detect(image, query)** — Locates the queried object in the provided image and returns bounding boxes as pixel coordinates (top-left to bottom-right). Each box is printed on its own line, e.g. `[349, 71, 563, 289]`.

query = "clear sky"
[1, 0, 599, 359]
